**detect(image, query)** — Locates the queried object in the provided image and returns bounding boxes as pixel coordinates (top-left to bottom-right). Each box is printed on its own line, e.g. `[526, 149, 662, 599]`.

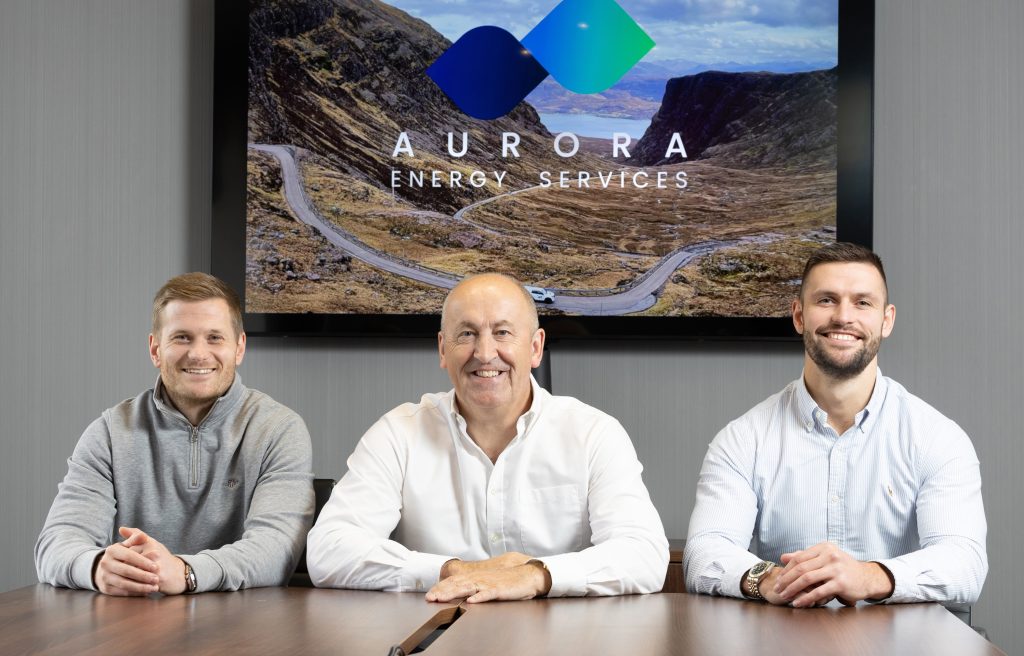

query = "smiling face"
[438, 275, 544, 423]
[149, 298, 246, 425]
[793, 262, 895, 381]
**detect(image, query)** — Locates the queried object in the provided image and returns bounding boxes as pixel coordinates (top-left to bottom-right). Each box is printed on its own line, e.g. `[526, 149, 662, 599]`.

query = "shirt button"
[831, 495, 840, 503]
[490, 533, 501, 544]
[416, 580, 423, 589]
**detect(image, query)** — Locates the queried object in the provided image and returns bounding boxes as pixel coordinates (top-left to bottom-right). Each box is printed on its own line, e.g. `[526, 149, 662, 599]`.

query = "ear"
[530, 328, 546, 368]
[881, 303, 896, 338]
[234, 331, 247, 366]
[791, 299, 805, 335]
[437, 331, 447, 370]
[148, 333, 161, 368]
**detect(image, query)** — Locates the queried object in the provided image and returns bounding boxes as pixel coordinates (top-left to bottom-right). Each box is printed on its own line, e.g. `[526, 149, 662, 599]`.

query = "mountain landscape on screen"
[245, 0, 839, 316]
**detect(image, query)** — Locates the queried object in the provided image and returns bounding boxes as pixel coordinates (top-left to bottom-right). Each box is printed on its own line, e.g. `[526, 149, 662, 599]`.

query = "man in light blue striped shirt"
[684, 243, 987, 607]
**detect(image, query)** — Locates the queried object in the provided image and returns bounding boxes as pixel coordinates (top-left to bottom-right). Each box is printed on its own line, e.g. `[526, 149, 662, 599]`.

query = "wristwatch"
[183, 560, 197, 593]
[744, 561, 775, 601]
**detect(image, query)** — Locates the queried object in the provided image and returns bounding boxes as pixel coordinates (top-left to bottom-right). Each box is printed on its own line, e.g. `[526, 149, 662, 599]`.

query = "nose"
[187, 340, 210, 361]
[473, 332, 498, 364]
[833, 299, 856, 324]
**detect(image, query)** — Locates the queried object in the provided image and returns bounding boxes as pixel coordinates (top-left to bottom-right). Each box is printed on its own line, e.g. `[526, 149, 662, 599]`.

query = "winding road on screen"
[251, 143, 753, 316]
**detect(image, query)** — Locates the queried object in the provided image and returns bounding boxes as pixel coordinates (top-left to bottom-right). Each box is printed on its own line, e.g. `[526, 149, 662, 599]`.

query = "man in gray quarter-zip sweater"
[35, 273, 314, 595]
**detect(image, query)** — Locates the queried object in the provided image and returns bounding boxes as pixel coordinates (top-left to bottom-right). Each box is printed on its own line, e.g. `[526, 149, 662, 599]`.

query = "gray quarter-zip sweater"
[35, 375, 314, 592]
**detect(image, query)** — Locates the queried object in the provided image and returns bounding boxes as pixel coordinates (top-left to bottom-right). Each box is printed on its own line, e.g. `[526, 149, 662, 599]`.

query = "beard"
[803, 324, 881, 381]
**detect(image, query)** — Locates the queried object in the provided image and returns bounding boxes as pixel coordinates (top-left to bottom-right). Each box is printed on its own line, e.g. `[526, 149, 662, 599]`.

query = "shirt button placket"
[486, 462, 504, 556]
[826, 438, 847, 547]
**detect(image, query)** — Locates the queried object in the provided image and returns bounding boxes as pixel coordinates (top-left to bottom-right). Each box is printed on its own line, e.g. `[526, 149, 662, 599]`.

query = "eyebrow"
[812, 289, 883, 300]
[168, 328, 227, 336]
[450, 319, 515, 332]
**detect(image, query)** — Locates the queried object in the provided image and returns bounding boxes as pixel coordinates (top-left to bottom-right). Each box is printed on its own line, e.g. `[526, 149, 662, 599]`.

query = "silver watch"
[183, 560, 197, 593]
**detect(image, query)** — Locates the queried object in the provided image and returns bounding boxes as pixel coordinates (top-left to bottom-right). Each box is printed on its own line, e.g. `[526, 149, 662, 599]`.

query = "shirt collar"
[859, 369, 888, 434]
[446, 375, 546, 439]
[795, 368, 888, 434]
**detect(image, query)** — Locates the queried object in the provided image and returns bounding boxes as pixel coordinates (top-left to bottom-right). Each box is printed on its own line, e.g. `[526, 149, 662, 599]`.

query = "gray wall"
[1, 0, 1020, 651]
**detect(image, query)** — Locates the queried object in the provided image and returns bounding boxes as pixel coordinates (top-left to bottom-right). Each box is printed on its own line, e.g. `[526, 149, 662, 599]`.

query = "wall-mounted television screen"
[212, 0, 873, 338]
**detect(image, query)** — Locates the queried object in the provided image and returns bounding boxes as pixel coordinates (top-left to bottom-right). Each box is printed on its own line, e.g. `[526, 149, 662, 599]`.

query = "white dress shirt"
[307, 378, 668, 596]
[685, 372, 987, 604]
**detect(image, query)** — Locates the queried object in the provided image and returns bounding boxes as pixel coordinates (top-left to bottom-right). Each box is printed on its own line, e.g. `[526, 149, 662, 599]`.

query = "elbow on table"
[959, 548, 989, 605]
[305, 535, 340, 588]
[681, 541, 718, 596]
[305, 531, 366, 589]
[626, 539, 670, 595]
[936, 539, 988, 605]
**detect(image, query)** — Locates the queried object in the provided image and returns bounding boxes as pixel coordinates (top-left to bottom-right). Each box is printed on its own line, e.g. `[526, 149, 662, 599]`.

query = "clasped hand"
[92, 526, 189, 596]
[763, 541, 894, 607]
[425, 551, 551, 604]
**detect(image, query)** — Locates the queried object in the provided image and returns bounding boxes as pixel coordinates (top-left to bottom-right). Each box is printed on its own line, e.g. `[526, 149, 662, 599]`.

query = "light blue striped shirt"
[684, 372, 987, 604]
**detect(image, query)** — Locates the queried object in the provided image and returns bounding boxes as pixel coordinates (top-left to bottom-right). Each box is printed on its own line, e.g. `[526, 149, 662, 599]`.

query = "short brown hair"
[800, 242, 888, 302]
[152, 272, 244, 337]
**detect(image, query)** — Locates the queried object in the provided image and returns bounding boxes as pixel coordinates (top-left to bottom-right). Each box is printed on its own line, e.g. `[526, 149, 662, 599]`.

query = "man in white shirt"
[685, 243, 987, 607]
[307, 273, 668, 601]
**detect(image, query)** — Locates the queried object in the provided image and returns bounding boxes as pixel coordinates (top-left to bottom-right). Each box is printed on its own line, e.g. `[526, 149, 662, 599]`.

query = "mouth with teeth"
[472, 369, 506, 379]
[825, 333, 859, 341]
[183, 367, 216, 375]
[818, 326, 863, 344]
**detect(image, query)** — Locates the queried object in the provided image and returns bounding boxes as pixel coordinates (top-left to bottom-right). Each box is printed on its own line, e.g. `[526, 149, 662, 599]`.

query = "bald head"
[440, 273, 539, 335]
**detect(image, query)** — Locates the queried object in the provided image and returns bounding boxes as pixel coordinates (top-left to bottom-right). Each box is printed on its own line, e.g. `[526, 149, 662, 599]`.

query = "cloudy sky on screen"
[384, 0, 838, 67]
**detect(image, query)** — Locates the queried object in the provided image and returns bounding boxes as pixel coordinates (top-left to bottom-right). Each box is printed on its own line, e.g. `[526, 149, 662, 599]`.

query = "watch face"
[750, 561, 773, 578]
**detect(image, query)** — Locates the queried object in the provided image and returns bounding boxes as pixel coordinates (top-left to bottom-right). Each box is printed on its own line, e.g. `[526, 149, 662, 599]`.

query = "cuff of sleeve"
[402, 552, 453, 592]
[182, 553, 224, 593]
[723, 561, 757, 600]
[873, 558, 911, 603]
[71, 548, 103, 591]
[534, 553, 587, 597]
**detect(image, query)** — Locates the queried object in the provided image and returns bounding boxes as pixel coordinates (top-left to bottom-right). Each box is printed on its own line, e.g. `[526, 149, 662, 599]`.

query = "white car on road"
[524, 285, 555, 304]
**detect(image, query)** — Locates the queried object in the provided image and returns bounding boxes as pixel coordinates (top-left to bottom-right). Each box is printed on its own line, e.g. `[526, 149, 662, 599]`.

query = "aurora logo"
[426, 0, 654, 120]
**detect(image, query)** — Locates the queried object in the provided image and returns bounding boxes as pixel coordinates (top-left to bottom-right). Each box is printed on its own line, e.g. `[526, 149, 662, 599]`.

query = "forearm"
[188, 470, 315, 592]
[306, 525, 452, 591]
[184, 526, 306, 593]
[34, 534, 104, 591]
[684, 421, 764, 598]
[306, 418, 443, 589]
[683, 534, 761, 598]
[539, 532, 669, 597]
[885, 432, 988, 604]
[556, 419, 670, 597]
[875, 539, 988, 604]
[35, 420, 118, 590]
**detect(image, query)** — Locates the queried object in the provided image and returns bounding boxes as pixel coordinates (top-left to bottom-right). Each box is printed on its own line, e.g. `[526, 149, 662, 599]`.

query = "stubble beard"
[804, 326, 881, 381]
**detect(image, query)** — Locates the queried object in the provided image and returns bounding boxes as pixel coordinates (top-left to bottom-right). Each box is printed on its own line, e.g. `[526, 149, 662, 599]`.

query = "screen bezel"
[212, 0, 874, 340]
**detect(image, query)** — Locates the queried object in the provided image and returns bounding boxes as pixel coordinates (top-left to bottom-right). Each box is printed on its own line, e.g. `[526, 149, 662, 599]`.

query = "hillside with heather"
[630, 68, 837, 170]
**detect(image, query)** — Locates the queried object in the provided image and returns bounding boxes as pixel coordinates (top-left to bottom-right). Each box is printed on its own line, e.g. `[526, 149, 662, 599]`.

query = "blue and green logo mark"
[427, 0, 654, 120]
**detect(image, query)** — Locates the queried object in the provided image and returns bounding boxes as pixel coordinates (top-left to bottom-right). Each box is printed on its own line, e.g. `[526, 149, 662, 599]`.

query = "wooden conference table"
[0, 585, 1004, 655]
